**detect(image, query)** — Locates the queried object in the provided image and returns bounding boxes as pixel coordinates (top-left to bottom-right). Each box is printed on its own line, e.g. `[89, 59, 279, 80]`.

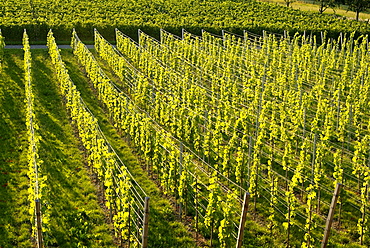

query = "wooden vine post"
[35, 199, 43, 248]
[141, 197, 150, 248]
[247, 136, 253, 185]
[195, 178, 199, 242]
[127, 204, 131, 248]
[321, 183, 342, 248]
[360, 185, 368, 245]
[236, 192, 250, 248]
[179, 142, 183, 218]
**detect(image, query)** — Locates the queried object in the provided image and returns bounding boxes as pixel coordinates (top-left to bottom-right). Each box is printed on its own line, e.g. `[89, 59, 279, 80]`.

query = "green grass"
[0, 47, 199, 247]
[0, 49, 115, 247]
[30, 49, 114, 247]
[0, 50, 32, 248]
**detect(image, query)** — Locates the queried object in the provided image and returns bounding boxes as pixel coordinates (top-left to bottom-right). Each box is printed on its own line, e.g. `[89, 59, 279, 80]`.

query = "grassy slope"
[0, 50, 32, 247]
[0, 49, 115, 247]
[30, 49, 114, 247]
[259, 0, 370, 20]
[0, 47, 197, 247]
[59, 48, 198, 247]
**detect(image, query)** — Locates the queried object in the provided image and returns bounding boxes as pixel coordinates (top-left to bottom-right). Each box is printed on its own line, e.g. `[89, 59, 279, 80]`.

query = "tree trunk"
[319, 1, 325, 14]
[356, 10, 360, 21]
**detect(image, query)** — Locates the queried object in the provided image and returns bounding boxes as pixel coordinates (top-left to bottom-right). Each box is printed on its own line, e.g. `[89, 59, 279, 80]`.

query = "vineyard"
[1, 23, 370, 248]
[1, 0, 370, 42]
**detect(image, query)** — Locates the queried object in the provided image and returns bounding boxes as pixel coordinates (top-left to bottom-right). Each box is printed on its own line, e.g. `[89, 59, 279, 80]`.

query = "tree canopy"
[314, 0, 370, 20]
[346, 0, 370, 21]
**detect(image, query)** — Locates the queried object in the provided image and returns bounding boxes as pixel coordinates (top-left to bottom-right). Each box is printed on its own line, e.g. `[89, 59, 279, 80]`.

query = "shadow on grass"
[0, 50, 33, 247]
[30, 50, 114, 247]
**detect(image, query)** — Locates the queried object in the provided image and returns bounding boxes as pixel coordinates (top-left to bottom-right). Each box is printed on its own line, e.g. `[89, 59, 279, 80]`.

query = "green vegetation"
[0, 47, 115, 247]
[92, 26, 370, 247]
[0, 44, 199, 247]
[49, 29, 197, 247]
[0, 49, 31, 248]
[0, 30, 4, 68]
[31, 48, 115, 247]
[1, 0, 370, 245]
[259, 0, 370, 22]
[1, 0, 370, 43]
[73, 28, 280, 247]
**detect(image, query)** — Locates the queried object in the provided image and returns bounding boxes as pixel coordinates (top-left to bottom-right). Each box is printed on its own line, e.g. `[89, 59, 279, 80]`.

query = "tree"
[346, 0, 370, 21]
[284, 0, 296, 8]
[315, 0, 337, 13]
